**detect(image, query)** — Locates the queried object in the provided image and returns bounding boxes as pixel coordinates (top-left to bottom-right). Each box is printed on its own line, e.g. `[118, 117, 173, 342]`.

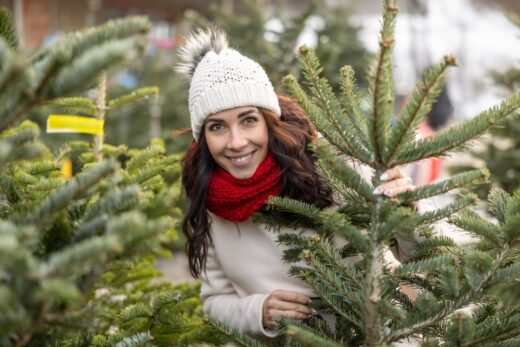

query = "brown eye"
[208, 123, 224, 132]
[243, 116, 258, 125]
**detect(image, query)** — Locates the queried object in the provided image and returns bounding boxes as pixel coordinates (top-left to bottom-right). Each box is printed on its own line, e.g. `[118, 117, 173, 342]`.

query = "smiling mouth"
[227, 151, 255, 167]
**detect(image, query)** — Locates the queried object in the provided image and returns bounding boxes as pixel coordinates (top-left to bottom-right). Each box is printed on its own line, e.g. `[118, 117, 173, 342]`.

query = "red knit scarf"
[206, 153, 282, 222]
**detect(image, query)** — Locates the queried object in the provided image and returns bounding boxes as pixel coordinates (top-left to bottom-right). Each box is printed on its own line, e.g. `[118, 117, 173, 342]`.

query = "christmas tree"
[0, 10, 226, 346]
[186, 0, 368, 92]
[447, 11, 520, 311]
[212, 1, 520, 346]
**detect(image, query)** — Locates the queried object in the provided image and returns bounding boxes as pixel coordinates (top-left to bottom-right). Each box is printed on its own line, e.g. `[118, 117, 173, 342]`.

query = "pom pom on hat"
[175, 27, 281, 140]
[175, 27, 229, 82]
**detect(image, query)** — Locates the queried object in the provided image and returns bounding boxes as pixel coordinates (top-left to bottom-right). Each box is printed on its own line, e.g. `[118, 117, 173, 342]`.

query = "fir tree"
[215, 1, 520, 346]
[449, 13, 520, 199]
[0, 11, 225, 347]
[448, 11, 520, 312]
[186, 0, 368, 92]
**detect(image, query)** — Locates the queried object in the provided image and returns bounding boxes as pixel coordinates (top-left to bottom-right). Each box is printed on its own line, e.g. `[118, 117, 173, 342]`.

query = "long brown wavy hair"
[181, 95, 334, 277]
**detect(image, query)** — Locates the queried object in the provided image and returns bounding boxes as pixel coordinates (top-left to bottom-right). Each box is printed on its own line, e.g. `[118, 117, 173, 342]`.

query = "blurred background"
[4, 0, 519, 282]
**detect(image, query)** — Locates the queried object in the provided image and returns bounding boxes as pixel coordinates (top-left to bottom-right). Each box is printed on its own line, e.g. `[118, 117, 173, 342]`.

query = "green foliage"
[0, 15, 149, 132]
[0, 13, 216, 347]
[73, 262, 228, 347]
[0, 123, 190, 345]
[108, 86, 159, 110]
[449, 13, 520, 198]
[0, 6, 18, 50]
[219, 1, 520, 346]
[187, 0, 369, 92]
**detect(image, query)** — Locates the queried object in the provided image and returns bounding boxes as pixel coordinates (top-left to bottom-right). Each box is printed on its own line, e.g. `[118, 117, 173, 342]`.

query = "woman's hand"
[262, 290, 314, 329]
[373, 167, 415, 197]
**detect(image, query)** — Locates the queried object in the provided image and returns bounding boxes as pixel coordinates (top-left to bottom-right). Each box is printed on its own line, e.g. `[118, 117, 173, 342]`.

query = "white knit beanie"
[176, 28, 281, 140]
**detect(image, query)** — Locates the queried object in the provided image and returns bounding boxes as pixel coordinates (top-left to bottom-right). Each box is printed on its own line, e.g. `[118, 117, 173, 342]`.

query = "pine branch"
[126, 145, 164, 174]
[388, 250, 510, 343]
[394, 91, 520, 165]
[448, 209, 501, 246]
[384, 56, 455, 162]
[74, 214, 109, 241]
[404, 236, 459, 262]
[114, 331, 154, 347]
[1, 121, 40, 147]
[1, 50, 64, 131]
[396, 253, 456, 275]
[322, 210, 370, 253]
[41, 234, 121, 278]
[1, 17, 150, 131]
[47, 97, 97, 116]
[488, 187, 512, 224]
[105, 212, 171, 256]
[282, 74, 373, 165]
[339, 65, 372, 152]
[0, 7, 18, 50]
[45, 37, 144, 97]
[108, 86, 159, 110]
[207, 316, 268, 347]
[286, 324, 344, 347]
[302, 247, 363, 312]
[311, 236, 363, 289]
[395, 169, 489, 204]
[479, 339, 520, 347]
[487, 261, 520, 286]
[296, 46, 373, 163]
[502, 212, 520, 244]
[413, 194, 478, 227]
[0, 37, 23, 99]
[127, 165, 165, 186]
[0, 171, 21, 204]
[31, 16, 149, 64]
[119, 303, 153, 322]
[21, 160, 118, 226]
[470, 312, 520, 345]
[312, 140, 374, 202]
[25, 161, 61, 176]
[81, 185, 140, 223]
[267, 196, 323, 222]
[378, 206, 416, 241]
[291, 266, 363, 331]
[367, 0, 398, 165]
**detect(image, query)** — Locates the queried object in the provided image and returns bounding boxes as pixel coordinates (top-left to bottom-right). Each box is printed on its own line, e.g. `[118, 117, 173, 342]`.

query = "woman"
[176, 28, 415, 338]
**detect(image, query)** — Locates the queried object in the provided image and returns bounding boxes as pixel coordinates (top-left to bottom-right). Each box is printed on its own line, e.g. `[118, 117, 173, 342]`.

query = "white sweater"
[200, 212, 418, 338]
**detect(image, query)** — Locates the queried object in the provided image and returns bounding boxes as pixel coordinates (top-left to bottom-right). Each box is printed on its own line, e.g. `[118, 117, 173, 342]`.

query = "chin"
[230, 169, 255, 180]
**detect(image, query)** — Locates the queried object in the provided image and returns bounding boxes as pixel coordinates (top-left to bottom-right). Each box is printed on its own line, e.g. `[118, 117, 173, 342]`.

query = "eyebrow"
[206, 109, 258, 123]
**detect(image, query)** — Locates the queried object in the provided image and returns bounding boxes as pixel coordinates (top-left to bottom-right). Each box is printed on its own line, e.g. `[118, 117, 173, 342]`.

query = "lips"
[228, 151, 254, 167]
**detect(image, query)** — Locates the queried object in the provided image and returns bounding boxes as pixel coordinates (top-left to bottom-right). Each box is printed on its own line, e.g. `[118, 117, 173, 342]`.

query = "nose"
[226, 127, 248, 151]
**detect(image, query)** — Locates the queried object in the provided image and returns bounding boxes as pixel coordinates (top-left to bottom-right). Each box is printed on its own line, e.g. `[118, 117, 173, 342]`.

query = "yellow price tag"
[47, 115, 104, 135]
[61, 159, 73, 179]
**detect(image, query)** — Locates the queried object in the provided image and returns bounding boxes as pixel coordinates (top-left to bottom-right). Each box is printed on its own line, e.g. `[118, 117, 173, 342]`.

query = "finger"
[399, 283, 417, 302]
[373, 177, 413, 195]
[382, 184, 415, 197]
[270, 309, 312, 321]
[270, 299, 313, 315]
[270, 290, 311, 305]
[263, 313, 274, 329]
[380, 167, 403, 181]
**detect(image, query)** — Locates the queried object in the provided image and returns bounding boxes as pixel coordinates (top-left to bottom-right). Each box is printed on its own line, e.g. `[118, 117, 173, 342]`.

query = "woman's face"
[204, 106, 269, 180]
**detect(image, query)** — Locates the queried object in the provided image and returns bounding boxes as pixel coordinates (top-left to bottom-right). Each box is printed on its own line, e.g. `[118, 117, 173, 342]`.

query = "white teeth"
[230, 153, 252, 165]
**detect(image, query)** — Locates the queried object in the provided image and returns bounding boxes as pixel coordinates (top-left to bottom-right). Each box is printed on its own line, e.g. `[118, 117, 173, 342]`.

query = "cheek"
[204, 133, 221, 158]
[258, 122, 269, 148]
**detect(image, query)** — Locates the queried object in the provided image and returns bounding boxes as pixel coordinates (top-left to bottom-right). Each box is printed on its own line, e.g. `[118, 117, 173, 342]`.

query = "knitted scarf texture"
[206, 153, 281, 222]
